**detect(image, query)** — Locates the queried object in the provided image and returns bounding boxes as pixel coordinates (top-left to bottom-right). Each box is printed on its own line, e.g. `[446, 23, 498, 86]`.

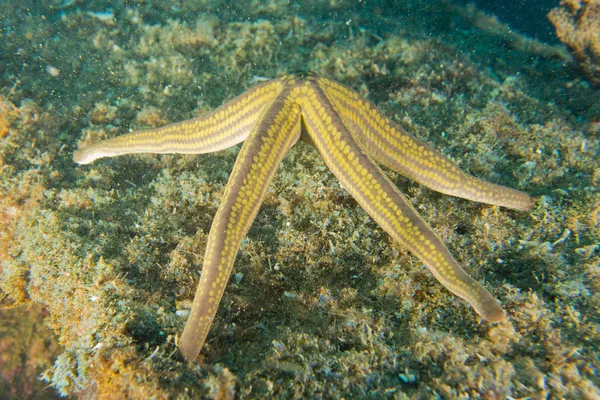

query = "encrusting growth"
[74, 73, 532, 362]
[548, 0, 600, 86]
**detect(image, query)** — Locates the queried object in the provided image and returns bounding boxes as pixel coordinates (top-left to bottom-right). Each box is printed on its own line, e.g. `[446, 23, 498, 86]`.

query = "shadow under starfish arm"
[73, 73, 532, 363]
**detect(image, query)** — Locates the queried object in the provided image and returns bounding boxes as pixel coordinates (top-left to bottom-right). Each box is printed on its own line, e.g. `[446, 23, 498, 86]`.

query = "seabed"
[0, 0, 598, 398]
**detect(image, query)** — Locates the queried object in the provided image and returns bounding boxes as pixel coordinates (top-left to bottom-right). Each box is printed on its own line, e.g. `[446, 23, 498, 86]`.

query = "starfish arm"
[317, 77, 532, 211]
[73, 79, 284, 164]
[299, 85, 506, 323]
[179, 89, 302, 362]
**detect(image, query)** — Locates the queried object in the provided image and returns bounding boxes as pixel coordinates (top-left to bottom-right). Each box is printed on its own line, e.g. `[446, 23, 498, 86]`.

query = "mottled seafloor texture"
[0, 0, 599, 398]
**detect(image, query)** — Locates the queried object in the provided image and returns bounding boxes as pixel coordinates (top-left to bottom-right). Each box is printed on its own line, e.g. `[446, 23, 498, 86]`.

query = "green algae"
[0, 0, 599, 398]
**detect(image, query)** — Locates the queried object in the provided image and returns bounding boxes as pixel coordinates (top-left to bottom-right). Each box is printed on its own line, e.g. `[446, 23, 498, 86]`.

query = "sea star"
[74, 73, 532, 362]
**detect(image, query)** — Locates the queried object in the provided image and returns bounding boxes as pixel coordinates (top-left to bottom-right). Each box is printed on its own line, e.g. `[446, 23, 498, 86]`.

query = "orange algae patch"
[0, 197, 23, 300]
[0, 96, 60, 397]
[0, 96, 17, 139]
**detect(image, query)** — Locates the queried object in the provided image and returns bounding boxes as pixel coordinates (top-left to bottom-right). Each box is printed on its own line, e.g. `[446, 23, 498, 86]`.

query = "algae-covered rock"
[0, 0, 598, 398]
